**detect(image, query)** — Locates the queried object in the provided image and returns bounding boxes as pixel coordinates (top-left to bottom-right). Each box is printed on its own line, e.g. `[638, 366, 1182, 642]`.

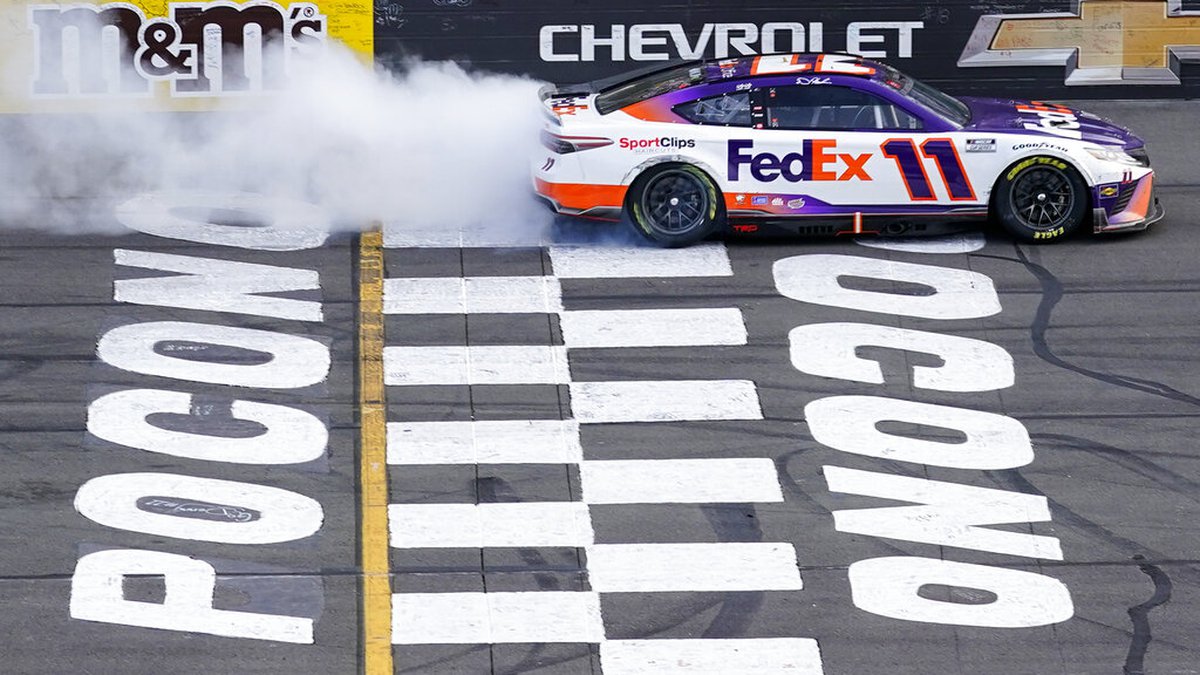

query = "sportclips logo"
[620, 137, 696, 152]
[29, 2, 327, 97]
[729, 139, 871, 183]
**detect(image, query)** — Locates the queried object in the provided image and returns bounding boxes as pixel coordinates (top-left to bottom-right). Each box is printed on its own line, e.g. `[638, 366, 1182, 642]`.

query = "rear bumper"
[533, 178, 626, 219]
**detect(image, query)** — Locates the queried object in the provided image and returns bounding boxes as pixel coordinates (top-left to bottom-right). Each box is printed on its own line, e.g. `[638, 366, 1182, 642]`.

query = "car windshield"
[596, 64, 707, 115]
[879, 64, 971, 126]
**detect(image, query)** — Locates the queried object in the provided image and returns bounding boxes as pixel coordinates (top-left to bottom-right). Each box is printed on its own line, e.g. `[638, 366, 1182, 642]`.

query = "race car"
[533, 53, 1162, 246]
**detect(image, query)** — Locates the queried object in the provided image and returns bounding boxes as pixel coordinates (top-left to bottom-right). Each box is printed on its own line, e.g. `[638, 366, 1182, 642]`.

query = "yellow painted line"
[358, 229, 393, 673]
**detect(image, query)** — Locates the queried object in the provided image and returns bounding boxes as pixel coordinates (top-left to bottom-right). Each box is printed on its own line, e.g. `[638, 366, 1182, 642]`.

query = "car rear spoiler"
[538, 59, 703, 101]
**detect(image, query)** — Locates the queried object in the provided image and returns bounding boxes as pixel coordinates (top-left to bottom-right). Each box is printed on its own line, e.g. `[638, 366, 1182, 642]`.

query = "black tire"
[993, 156, 1089, 243]
[627, 164, 723, 247]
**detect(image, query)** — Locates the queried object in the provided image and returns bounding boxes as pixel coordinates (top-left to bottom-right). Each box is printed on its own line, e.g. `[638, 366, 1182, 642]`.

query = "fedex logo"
[728, 139, 872, 182]
[1016, 102, 1082, 140]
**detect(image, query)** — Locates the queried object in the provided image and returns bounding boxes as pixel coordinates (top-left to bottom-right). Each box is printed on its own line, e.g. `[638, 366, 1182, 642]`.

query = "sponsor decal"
[735, 194, 747, 203]
[771, 197, 784, 206]
[1015, 102, 1082, 140]
[1006, 156, 1069, 181]
[1099, 185, 1119, 197]
[26, 1, 329, 97]
[540, 21, 923, 62]
[620, 137, 697, 152]
[728, 139, 872, 183]
[551, 96, 590, 116]
[1012, 141, 1071, 152]
[752, 195, 769, 205]
[958, 0, 1200, 85]
[787, 197, 806, 209]
[965, 138, 996, 153]
[732, 224, 759, 233]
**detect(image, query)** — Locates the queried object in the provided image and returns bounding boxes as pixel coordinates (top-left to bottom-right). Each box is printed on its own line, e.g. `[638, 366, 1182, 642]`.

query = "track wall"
[373, 0, 1200, 99]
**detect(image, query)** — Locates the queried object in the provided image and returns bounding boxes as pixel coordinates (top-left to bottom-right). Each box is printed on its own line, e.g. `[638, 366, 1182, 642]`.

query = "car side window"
[674, 91, 752, 127]
[763, 85, 922, 131]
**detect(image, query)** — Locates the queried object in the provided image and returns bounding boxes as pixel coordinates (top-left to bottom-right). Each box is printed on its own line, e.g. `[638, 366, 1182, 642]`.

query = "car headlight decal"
[1084, 146, 1143, 166]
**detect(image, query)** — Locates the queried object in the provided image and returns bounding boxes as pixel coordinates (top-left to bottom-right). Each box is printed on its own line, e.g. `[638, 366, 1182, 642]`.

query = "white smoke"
[0, 44, 555, 238]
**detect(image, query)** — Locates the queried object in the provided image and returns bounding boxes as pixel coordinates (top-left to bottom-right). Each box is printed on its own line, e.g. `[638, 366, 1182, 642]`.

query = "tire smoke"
[0, 45, 553, 238]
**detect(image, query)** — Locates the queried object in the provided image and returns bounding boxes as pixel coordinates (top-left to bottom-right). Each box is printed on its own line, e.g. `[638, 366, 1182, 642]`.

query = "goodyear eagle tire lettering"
[1005, 157, 1069, 182]
[627, 163, 724, 247]
[994, 156, 1087, 243]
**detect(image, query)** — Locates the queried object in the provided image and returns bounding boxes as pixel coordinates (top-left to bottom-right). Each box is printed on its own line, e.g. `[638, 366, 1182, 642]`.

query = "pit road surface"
[2, 101, 1199, 674]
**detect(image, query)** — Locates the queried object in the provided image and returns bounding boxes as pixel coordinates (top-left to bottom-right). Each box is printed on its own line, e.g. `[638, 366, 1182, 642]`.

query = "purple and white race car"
[534, 53, 1161, 246]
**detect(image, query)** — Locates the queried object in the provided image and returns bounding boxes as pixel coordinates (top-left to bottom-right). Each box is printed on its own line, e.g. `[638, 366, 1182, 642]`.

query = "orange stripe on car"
[535, 178, 628, 210]
[620, 99, 680, 123]
[1121, 174, 1153, 222]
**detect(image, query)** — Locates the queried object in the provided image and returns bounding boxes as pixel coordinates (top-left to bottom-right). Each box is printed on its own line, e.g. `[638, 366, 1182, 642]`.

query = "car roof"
[551, 52, 891, 100]
[700, 53, 890, 83]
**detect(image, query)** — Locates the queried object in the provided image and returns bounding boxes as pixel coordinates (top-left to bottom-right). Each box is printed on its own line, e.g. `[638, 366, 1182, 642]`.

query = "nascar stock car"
[533, 53, 1162, 246]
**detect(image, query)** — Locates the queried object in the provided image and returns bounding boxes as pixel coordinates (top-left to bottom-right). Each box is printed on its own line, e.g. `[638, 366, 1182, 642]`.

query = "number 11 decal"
[881, 138, 977, 201]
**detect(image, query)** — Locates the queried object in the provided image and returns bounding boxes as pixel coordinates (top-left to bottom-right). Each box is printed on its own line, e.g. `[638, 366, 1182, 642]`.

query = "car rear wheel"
[994, 156, 1088, 243]
[628, 164, 723, 247]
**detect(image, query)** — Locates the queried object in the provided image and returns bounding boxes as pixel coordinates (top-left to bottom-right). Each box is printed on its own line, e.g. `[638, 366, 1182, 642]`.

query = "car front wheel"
[994, 156, 1088, 243]
[627, 164, 723, 247]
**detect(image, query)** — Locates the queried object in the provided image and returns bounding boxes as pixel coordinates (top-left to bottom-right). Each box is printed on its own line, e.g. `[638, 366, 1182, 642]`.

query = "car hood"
[958, 96, 1144, 149]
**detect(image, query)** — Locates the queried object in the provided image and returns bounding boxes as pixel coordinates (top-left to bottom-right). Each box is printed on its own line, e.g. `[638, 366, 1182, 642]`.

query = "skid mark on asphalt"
[381, 240, 823, 673]
[982, 248, 1200, 407]
[1124, 556, 1173, 675]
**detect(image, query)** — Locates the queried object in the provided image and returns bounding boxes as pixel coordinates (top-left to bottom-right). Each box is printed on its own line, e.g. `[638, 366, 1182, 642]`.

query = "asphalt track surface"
[2, 100, 1200, 675]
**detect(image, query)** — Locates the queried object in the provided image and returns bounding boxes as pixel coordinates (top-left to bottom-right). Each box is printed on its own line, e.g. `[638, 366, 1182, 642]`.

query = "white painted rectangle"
[389, 502, 594, 548]
[549, 244, 732, 279]
[561, 308, 746, 348]
[384, 345, 569, 385]
[383, 225, 548, 249]
[601, 638, 825, 674]
[388, 420, 583, 465]
[392, 592, 604, 644]
[569, 380, 762, 423]
[580, 458, 783, 504]
[384, 276, 563, 315]
[383, 226, 461, 249]
[587, 543, 802, 592]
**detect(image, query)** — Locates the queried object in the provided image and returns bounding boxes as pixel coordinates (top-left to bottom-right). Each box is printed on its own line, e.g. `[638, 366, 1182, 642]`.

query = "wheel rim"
[1009, 166, 1075, 231]
[639, 169, 710, 235]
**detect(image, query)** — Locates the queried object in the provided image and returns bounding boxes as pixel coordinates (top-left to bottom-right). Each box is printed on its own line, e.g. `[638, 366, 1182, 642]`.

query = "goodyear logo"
[28, 1, 328, 97]
[958, 0, 1200, 85]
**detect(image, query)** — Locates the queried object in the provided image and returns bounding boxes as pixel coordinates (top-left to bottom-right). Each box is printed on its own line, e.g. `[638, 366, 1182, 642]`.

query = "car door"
[728, 81, 928, 214]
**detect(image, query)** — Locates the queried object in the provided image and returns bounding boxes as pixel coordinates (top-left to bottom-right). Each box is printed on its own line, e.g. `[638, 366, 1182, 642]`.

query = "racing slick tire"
[993, 156, 1089, 243]
[627, 163, 724, 247]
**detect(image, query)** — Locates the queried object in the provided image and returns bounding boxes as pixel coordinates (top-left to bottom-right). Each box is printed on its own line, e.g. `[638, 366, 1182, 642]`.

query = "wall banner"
[371, 0, 1200, 99]
[0, 0, 373, 112]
